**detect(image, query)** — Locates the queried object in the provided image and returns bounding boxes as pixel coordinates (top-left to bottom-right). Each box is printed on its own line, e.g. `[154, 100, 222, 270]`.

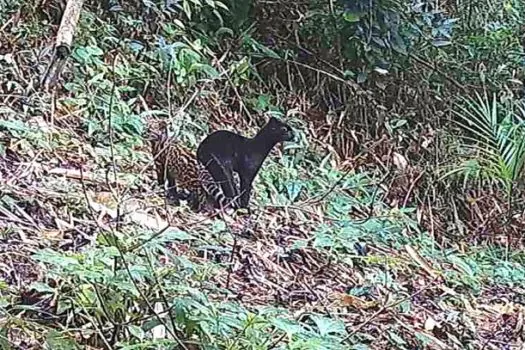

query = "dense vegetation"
[0, 0, 524, 349]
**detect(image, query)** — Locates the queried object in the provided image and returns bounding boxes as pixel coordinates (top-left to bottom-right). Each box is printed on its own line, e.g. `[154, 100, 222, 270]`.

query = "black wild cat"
[197, 117, 294, 209]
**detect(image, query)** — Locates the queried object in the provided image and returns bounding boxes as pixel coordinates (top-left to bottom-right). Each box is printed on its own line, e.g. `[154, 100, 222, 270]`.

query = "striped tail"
[197, 163, 239, 209]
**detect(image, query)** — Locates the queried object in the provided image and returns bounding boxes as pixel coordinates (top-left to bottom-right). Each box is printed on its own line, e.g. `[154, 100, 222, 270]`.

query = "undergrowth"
[0, 0, 524, 349]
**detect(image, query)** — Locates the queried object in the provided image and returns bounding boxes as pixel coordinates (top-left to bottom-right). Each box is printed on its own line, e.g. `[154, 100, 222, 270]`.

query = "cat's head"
[266, 117, 294, 142]
[145, 119, 170, 151]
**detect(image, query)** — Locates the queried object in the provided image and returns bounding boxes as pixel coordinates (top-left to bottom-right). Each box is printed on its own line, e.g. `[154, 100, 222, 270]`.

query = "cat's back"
[150, 136, 200, 188]
[197, 129, 245, 157]
[202, 129, 245, 144]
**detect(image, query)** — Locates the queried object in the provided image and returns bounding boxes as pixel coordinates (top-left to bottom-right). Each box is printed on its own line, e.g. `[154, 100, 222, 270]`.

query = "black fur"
[197, 117, 294, 209]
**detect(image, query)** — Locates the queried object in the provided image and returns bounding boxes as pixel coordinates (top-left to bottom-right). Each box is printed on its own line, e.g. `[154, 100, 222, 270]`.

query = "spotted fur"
[149, 132, 237, 210]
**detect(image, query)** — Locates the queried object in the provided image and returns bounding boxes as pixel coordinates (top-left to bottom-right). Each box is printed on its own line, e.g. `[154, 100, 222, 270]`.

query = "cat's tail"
[197, 162, 239, 210]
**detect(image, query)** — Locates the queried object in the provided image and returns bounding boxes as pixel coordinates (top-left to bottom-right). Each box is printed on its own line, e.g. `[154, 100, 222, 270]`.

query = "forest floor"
[1, 2, 525, 350]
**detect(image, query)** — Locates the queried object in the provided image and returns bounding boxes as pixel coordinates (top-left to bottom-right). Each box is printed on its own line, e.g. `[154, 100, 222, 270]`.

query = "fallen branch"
[41, 0, 85, 90]
[47, 167, 129, 186]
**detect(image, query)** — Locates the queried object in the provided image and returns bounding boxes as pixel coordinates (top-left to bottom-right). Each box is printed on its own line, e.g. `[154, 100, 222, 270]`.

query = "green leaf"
[215, 1, 229, 10]
[29, 282, 55, 294]
[212, 219, 227, 233]
[213, 9, 224, 24]
[313, 233, 334, 248]
[350, 345, 371, 350]
[432, 40, 451, 47]
[0, 327, 12, 350]
[88, 46, 104, 56]
[173, 19, 185, 29]
[311, 315, 346, 336]
[216, 27, 234, 36]
[164, 228, 194, 241]
[45, 331, 79, 350]
[387, 331, 407, 345]
[391, 35, 407, 55]
[415, 332, 434, 346]
[73, 47, 90, 62]
[286, 181, 303, 201]
[259, 45, 280, 59]
[190, 63, 220, 77]
[291, 239, 308, 249]
[271, 318, 306, 335]
[343, 12, 361, 22]
[127, 325, 145, 340]
[87, 72, 105, 85]
[357, 71, 367, 83]
[343, 70, 355, 78]
[183, 0, 192, 19]
[0, 119, 28, 133]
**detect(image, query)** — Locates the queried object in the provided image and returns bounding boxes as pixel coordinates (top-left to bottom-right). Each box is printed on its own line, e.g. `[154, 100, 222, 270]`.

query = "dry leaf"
[405, 244, 439, 279]
[424, 316, 438, 331]
[41, 229, 63, 240]
[339, 294, 378, 310]
[128, 211, 168, 230]
[421, 137, 432, 149]
[392, 152, 408, 171]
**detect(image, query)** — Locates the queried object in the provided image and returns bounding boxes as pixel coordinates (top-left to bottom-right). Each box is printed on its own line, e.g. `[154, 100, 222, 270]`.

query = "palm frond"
[444, 92, 525, 191]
